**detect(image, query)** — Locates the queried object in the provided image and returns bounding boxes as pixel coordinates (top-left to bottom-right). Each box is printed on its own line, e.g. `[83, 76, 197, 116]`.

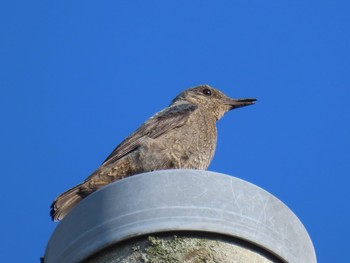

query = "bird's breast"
[159, 110, 217, 170]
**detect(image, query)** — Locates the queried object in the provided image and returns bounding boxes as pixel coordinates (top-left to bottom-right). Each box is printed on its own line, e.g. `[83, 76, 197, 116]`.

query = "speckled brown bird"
[50, 85, 256, 221]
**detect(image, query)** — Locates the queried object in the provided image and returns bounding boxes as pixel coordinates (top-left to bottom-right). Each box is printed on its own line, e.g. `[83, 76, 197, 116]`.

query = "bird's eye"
[202, 88, 212, 96]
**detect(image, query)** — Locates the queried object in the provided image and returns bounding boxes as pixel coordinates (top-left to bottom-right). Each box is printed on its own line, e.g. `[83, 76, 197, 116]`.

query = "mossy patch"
[145, 235, 218, 263]
[86, 233, 278, 263]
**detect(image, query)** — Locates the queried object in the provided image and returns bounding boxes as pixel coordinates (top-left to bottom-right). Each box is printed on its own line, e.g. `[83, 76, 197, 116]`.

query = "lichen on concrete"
[85, 233, 281, 263]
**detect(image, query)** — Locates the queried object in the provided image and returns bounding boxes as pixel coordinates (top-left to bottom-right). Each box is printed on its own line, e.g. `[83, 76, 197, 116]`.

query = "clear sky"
[1, 1, 349, 262]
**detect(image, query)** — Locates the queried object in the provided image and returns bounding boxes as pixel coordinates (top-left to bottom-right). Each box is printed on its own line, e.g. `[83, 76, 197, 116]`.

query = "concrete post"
[43, 170, 316, 263]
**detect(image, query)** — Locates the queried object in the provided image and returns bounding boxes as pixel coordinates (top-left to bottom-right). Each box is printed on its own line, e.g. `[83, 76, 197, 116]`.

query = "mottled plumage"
[50, 85, 256, 221]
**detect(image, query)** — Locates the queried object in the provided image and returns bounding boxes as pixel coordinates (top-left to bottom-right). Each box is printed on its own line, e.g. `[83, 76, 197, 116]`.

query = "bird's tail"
[50, 183, 87, 221]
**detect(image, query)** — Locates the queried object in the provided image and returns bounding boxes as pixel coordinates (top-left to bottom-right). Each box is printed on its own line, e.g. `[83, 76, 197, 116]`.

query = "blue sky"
[1, 1, 349, 262]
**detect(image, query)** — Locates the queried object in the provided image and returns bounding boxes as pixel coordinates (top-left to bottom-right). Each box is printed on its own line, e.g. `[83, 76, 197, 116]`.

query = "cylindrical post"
[44, 170, 316, 263]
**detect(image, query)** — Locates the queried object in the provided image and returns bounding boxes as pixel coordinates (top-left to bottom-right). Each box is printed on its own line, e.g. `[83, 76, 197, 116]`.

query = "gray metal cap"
[44, 170, 316, 263]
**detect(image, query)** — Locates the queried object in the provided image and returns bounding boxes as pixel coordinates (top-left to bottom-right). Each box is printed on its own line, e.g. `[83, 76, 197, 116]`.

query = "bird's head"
[172, 85, 256, 120]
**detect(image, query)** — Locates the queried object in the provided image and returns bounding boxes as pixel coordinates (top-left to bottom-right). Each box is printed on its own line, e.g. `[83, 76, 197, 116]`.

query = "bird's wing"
[101, 103, 197, 166]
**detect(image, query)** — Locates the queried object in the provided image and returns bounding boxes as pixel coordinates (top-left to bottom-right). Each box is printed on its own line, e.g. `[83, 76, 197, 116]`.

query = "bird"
[50, 85, 256, 221]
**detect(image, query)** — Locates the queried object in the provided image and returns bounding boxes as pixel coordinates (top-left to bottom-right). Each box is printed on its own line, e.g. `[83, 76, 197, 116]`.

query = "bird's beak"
[226, 98, 257, 110]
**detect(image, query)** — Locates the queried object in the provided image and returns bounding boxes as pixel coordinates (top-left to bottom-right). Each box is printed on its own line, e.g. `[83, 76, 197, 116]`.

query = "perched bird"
[50, 85, 256, 221]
